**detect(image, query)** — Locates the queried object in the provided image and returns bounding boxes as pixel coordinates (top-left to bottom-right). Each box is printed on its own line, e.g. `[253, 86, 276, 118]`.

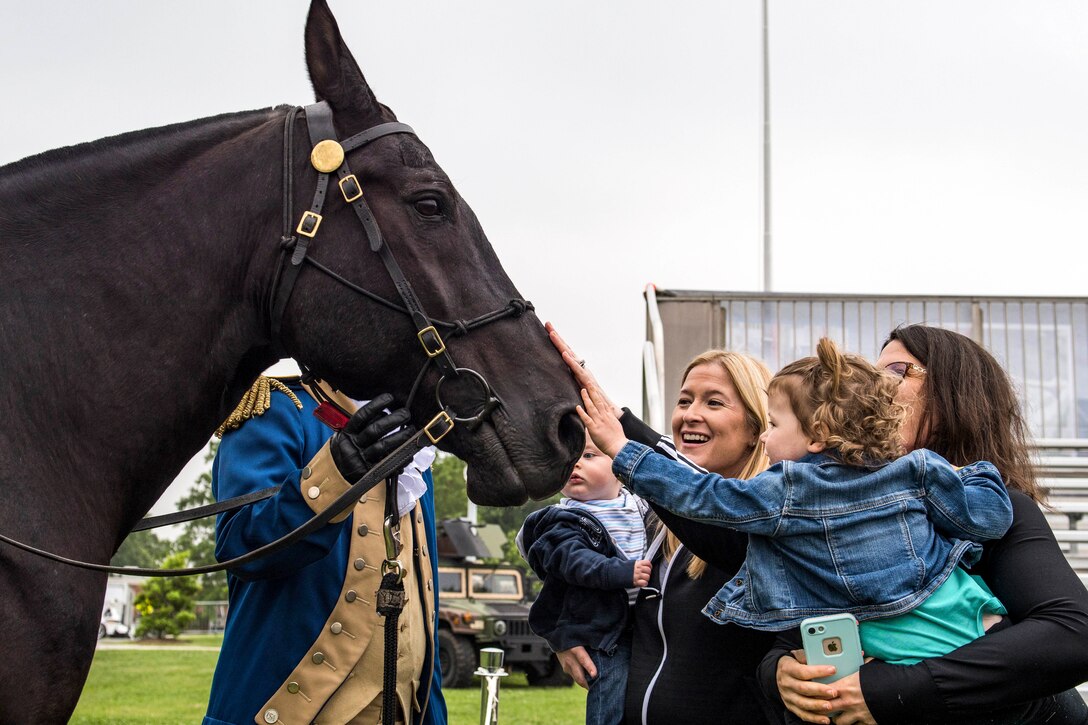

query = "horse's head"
[276, 0, 583, 505]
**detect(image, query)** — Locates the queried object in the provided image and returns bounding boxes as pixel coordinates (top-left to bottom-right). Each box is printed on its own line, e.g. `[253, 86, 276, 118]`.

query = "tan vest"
[255, 388, 436, 725]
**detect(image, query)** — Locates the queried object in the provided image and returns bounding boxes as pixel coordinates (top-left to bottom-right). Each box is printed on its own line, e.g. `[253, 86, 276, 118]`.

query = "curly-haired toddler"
[578, 337, 1013, 665]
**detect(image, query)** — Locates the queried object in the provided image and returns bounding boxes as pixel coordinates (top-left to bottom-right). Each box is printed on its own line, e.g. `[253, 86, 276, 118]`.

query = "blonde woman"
[548, 324, 783, 724]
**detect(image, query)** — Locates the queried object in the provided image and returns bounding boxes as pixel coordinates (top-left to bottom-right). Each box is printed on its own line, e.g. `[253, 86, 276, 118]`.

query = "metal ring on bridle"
[434, 367, 499, 424]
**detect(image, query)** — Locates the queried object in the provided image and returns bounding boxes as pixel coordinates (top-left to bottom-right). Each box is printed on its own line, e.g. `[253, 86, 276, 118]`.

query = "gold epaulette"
[215, 376, 303, 437]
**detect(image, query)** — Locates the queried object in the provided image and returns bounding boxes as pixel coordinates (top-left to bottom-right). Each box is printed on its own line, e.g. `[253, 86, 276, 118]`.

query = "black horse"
[0, 2, 582, 721]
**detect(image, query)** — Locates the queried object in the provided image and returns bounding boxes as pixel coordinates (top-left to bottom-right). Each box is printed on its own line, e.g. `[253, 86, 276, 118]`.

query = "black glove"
[329, 393, 417, 482]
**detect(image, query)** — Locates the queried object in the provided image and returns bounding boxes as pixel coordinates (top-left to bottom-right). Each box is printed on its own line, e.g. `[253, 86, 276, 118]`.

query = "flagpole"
[761, 0, 772, 292]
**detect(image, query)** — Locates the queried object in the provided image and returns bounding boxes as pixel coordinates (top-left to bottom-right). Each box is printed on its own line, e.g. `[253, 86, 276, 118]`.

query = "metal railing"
[644, 290, 1088, 443]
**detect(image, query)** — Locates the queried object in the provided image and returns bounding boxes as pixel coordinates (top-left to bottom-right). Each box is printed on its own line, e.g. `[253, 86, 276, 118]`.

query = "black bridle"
[270, 101, 533, 433]
[0, 101, 533, 577]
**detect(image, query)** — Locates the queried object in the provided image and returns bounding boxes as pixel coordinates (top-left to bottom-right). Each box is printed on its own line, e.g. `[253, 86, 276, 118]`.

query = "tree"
[174, 439, 227, 600]
[428, 451, 559, 574]
[134, 550, 202, 638]
[432, 452, 469, 521]
[110, 529, 173, 569]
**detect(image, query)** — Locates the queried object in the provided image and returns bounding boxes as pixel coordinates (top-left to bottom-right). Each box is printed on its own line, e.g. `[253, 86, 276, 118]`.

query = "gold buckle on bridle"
[296, 211, 323, 238]
[424, 411, 454, 444]
[417, 325, 446, 358]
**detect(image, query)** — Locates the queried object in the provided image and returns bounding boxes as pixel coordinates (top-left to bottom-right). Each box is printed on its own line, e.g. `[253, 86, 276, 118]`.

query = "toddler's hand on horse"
[329, 394, 416, 482]
[576, 385, 627, 457]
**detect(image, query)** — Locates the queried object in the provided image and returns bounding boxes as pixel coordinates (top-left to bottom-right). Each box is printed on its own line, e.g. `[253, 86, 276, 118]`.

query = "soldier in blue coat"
[202, 375, 447, 725]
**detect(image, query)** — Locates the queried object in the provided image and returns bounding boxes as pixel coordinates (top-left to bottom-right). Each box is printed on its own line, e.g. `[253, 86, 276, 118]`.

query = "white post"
[476, 647, 508, 725]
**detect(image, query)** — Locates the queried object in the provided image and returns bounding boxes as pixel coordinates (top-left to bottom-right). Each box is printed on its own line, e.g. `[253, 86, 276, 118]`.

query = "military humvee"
[435, 519, 570, 688]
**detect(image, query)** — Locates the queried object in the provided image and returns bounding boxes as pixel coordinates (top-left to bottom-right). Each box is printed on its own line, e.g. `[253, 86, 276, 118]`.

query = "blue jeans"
[586, 629, 632, 725]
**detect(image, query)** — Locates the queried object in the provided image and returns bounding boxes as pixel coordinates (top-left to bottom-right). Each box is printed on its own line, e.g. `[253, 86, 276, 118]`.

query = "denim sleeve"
[919, 450, 1013, 542]
[612, 441, 787, 535]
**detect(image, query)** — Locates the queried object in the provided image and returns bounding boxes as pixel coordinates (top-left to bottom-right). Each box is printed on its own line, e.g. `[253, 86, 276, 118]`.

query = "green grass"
[72, 649, 220, 725]
[73, 638, 585, 724]
[444, 671, 586, 724]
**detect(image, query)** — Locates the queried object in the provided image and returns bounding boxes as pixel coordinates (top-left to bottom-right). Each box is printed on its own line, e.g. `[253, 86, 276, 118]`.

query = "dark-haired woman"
[762, 324, 1088, 725]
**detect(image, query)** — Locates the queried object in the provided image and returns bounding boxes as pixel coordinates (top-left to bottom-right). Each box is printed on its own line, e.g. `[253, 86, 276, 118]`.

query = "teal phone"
[800, 613, 863, 684]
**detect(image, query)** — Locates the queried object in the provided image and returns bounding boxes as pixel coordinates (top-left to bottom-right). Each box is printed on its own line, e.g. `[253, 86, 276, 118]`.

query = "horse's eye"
[413, 198, 442, 218]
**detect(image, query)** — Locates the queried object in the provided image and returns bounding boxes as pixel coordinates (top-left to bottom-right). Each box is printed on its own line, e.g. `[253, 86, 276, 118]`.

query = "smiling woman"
[672, 351, 769, 480]
[622, 350, 781, 724]
[547, 325, 784, 724]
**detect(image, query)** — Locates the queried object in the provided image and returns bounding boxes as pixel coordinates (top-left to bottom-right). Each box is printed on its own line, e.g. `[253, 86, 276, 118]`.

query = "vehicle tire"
[437, 629, 477, 688]
[98, 623, 106, 640]
[524, 655, 574, 687]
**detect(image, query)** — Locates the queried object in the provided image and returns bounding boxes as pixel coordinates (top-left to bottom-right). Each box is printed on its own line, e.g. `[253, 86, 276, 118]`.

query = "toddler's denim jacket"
[612, 444, 1012, 630]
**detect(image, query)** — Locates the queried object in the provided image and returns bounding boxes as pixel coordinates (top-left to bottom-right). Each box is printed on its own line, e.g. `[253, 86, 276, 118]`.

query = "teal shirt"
[860, 567, 1007, 665]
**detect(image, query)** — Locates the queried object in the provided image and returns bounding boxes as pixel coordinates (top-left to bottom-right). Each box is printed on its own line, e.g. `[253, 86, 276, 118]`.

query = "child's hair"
[768, 338, 904, 466]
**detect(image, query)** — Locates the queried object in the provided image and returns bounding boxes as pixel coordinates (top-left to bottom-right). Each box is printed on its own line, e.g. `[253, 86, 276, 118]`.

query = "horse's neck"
[0, 109, 287, 529]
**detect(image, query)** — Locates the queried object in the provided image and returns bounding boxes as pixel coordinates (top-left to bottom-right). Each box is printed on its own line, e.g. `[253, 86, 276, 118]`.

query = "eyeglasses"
[885, 361, 927, 379]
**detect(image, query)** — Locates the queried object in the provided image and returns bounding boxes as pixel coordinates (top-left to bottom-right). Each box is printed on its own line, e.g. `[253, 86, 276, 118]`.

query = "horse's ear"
[304, 0, 394, 129]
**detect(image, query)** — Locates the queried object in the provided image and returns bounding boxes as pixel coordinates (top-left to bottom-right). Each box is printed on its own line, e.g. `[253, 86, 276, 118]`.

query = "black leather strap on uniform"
[376, 473, 406, 725]
[377, 569, 404, 725]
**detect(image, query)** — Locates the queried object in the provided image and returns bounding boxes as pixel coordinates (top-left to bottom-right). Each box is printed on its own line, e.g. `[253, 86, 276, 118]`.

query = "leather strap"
[0, 420, 441, 577]
[130, 486, 280, 532]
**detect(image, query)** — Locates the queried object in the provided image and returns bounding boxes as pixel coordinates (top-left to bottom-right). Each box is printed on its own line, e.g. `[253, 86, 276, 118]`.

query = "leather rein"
[0, 101, 532, 578]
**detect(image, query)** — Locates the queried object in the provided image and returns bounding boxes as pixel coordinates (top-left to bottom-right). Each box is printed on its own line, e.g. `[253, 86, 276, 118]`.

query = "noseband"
[268, 101, 532, 439]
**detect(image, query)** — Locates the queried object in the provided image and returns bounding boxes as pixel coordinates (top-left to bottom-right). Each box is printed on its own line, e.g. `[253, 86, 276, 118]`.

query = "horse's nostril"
[557, 409, 585, 459]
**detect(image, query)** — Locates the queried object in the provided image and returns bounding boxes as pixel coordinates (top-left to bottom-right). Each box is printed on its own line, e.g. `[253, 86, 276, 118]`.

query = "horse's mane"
[0, 105, 292, 185]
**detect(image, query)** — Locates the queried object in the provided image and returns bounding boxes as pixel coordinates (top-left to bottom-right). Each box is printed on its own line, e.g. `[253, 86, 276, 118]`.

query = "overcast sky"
[3, 1, 1085, 513]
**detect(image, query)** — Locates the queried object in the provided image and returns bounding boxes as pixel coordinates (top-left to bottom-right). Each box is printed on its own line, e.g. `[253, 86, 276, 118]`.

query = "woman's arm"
[861, 490, 1088, 722]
